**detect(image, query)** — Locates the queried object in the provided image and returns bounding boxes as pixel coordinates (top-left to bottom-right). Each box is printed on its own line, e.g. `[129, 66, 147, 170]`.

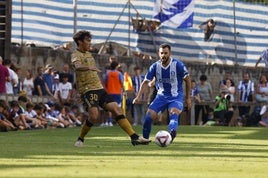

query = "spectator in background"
[103, 61, 124, 126]
[0, 99, 17, 131]
[219, 70, 235, 89]
[237, 72, 255, 117]
[255, 74, 268, 104]
[43, 64, 54, 94]
[259, 105, 268, 127]
[199, 18, 216, 42]
[224, 79, 236, 102]
[212, 88, 234, 126]
[11, 65, 22, 95]
[190, 79, 201, 103]
[8, 100, 30, 130]
[59, 63, 74, 86]
[68, 104, 82, 126]
[3, 59, 18, 94]
[52, 74, 60, 101]
[34, 103, 58, 128]
[255, 49, 268, 69]
[33, 66, 54, 97]
[0, 56, 10, 94]
[58, 73, 73, 105]
[131, 66, 146, 126]
[195, 74, 213, 125]
[22, 69, 34, 96]
[24, 102, 44, 129]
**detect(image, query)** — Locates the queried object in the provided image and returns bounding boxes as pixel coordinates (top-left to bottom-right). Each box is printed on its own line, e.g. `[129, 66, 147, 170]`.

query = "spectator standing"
[52, 74, 60, 100]
[131, 66, 146, 126]
[255, 74, 268, 104]
[219, 70, 235, 89]
[103, 61, 124, 126]
[12, 65, 23, 95]
[58, 73, 73, 105]
[237, 72, 255, 117]
[59, 63, 74, 86]
[225, 79, 236, 102]
[22, 69, 34, 96]
[195, 74, 213, 125]
[190, 79, 201, 103]
[43, 64, 54, 94]
[3, 59, 18, 94]
[0, 56, 10, 94]
[33, 66, 54, 97]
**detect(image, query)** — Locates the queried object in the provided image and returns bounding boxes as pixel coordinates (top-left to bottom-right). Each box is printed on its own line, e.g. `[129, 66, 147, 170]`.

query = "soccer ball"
[154, 130, 172, 147]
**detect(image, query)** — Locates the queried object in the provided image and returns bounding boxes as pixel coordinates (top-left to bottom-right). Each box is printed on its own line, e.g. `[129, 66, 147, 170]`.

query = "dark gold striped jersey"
[71, 50, 103, 94]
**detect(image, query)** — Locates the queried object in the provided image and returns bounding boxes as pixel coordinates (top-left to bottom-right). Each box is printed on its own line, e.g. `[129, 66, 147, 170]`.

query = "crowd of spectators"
[0, 56, 85, 132]
[1, 53, 268, 132]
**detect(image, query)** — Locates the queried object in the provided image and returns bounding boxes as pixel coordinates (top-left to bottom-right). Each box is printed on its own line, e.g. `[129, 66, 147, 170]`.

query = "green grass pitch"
[0, 126, 268, 178]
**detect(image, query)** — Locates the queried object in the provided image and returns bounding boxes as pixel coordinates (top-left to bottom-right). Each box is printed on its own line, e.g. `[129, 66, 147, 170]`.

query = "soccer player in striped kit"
[133, 43, 191, 143]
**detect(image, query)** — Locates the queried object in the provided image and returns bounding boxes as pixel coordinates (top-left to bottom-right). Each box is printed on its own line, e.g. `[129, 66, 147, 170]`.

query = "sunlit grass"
[0, 126, 268, 178]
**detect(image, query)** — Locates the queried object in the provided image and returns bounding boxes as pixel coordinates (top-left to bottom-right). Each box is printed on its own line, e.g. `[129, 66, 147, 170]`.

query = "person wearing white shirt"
[22, 69, 34, 96]
[3, 59, 17, 94]
[58, 74, 72, 105]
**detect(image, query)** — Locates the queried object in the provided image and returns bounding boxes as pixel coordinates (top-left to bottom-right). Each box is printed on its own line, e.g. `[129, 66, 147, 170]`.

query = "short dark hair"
[26, 103, 34, 109]
[110, 61, 119, 70]
[200, 74, 207, 81]
[3, 59, 11, 65]
[33, 104, 43, 111]
[134, 66, 141, 71]
[10, 100, 19, 108]
[159, 43, 171, 51]
[18, 96, 28, 103]
[73, 30, 92, 45]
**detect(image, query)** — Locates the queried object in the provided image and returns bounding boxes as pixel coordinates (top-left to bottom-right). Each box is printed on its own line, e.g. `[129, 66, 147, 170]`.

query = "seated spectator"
[57, 106, 74, 127]
[68, 104, 82, 126]
[46, 102, 68, 128]
[8, 100, 30, 130]
[24, 102, 45, 129]
[0, 99, 17, 131]
[34, 103, 58, 128]
[255, 74, 268, 103]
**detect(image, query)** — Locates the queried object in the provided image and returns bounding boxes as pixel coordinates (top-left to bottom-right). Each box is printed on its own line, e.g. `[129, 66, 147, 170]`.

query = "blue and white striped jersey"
[260, 49, 268, 68]
[145, 58, 189, 98]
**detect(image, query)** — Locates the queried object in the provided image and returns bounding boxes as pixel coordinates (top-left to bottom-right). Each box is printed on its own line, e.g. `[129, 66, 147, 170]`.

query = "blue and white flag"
[153, 0, 194, 28]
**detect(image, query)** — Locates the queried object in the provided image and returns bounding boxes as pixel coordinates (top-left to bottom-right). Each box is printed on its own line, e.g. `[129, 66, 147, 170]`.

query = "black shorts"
[81, 89, 115, 111]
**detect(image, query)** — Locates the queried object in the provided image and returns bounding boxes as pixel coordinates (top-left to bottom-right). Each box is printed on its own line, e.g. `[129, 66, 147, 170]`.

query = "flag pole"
[233, 0, 238, 65]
